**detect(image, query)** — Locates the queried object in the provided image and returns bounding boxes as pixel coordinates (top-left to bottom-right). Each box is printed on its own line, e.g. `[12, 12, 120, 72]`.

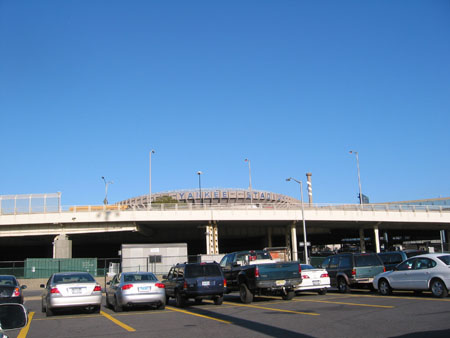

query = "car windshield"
[185, 264, 222, 278]
[437, 255, 450, 265]
[355, 255, 381, 267]
[53, 273, 95, 284]
[123, 274, 157, 283]
[0, 276, 17, 286]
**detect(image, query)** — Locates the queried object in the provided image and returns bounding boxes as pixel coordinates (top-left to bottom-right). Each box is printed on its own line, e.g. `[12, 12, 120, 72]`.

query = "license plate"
[313, 280, 320, 286]
[138, 286, 150, 292]
[71, 287, 82, 294]
[275, 280, 286, 286]
[202, 281, 210, 286]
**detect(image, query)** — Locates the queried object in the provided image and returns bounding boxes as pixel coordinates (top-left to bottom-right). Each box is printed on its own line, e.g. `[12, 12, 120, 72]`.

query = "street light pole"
[244, 158, 253, 204]
[149, 149, 155, 208]
[286, 177, 309, 264]
[101, 176, 113, 205]
[349, 151, 363, 204]
[197, 171, 203, 204]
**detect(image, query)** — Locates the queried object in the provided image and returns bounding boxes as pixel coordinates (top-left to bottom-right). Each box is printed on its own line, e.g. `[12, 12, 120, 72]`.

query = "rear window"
[0, 276, 17, 286]
[53, 273, 95, 284]
[438, 255, 450, 265]
[185, 264, 222, 278]
[124, 274, 157, 283]
[355, 255, 382, 267]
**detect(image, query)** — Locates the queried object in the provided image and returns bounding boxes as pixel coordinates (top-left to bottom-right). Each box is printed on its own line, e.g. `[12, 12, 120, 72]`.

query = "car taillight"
[298, 264, 302, 274]
[12, 288, 20, 297]
[352, 269, 356, 276]
[320, 273, 329, 278]
[183, 281, 188, 290]
[93, 285, 102, 292]
[383, 267, 386, 272]
[224, 279, 227, 287]
[255, 266, 260, 278]
[121, 284, 133, 290]
[50, 287, 60, 294]
[302, 275, 310, 279]
[155, 283, 165, 288]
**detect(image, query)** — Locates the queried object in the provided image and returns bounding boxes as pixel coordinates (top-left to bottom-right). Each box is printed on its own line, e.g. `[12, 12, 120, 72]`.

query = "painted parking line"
[100, 311, 136, 332]
[293, 298, 394, 308]
[166, 306, 231, 324]
[222, 301, 319, 316]
[17, 311, 34, 338]
[327, 293, 450, 302]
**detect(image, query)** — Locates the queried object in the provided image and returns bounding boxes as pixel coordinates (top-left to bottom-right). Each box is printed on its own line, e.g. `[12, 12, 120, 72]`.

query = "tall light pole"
[149, 149, 156, 207]
[197, 171, 203, 204]
[286, 177, 309, 264]
[349, 150, 363, 204]
[244, 158, 253, 204]
[101, 176, 113, 205]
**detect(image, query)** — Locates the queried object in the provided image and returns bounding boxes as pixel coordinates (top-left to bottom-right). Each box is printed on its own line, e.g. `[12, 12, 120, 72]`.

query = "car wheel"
[239, 283, 254, 304]
[338, 278, 349, 293]
[214, 295, 223, 305]
[378, 279, 392, 296]
[156, 301, 165, 310]
[165, 294, 170, 304]
[318, 289, 327, 295]
[175, 291, 186, 308]
[41, 300, 46, 313]
[431, 279, 448, 298]
[93, 305, 101, 314]
[114, 296, 123, 312]
[46, 307, 53, 317]
[282, 290, 295, 300]
[105, 295, 111, 309]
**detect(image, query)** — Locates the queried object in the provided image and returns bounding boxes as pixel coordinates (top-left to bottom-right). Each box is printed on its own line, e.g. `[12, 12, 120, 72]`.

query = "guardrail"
[1, 201, 449, 215]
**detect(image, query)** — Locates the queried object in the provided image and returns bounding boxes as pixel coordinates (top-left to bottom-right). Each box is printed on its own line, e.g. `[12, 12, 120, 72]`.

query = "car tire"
[165, 294, 170, 305]
[114, 296, 123, 312]
[318, 289, 327, 295]
[105, 295, 111, 309]
[214, 295, 223, 305]
[338, 278, 350, 293]
[41, 300, 46, 313]
[378, 279, 392, 296]
[430, 279, 448, 298]
[282, 291, 295, 300]
[239, 283, 254, 304]
[175, 291, 186, 308]
[93, 305, 101, 314]
[46, 307, 53, 317]
[156, 301, 165, 310]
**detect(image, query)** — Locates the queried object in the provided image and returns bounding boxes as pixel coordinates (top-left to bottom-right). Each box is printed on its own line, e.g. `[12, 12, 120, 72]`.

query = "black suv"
[162, 262, 226, 307]
[321, 253, 385, 293]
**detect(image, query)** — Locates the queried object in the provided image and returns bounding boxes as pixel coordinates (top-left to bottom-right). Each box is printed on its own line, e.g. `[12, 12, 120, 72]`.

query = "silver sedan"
[106, 272, 166, 312]
[373, 253, 450, 298]
[41, 272, 102, 317]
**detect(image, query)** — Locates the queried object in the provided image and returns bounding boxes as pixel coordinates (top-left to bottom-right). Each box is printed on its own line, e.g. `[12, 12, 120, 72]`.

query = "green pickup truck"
[219, 250, 302, 303]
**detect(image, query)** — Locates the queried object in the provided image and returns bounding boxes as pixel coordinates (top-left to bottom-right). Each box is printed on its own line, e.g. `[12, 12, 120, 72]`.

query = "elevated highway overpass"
[1, 202, 450, 260]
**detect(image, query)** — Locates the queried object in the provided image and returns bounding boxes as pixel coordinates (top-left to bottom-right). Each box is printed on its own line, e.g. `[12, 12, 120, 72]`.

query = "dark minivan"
[163, 262, 226, 307]
[321, 253, 385, 293]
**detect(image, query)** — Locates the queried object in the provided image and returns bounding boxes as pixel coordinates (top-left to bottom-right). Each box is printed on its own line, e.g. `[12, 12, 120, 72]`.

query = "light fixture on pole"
[197, 171, 203, 204]
[101, 176, 113, 205]
[349, 150, 363, 204]
[244, 158, 253, 204]
[286, 177, 309, 264]
[149, 149, 156, 208]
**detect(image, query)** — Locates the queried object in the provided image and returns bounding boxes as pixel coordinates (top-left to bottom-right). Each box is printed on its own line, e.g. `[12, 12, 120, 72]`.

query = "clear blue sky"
[1, 0, 449, 207]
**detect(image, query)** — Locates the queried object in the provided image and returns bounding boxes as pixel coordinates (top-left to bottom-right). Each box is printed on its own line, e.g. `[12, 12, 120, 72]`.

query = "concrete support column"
[205, 222, 219, 255]
[359, 228, 366, 253]
[267, 227, 273, 248]
[291, 221, 298, 261]
[53, 234, 72, 258]
[374, 225, 380, 253]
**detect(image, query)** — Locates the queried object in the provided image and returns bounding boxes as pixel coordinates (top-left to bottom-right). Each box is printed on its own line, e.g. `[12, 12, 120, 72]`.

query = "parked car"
[41, 272, 102, 317]
[295, 264, 330, 295]
[163, 262, 226, 307]
[0, 275, 27, 304]
[321, 252, 385, 293]
[106, 272, 166, 312]
[373, 253, 450, 298]
[378, 250, 425, 271]
[220, 250, 302, 303]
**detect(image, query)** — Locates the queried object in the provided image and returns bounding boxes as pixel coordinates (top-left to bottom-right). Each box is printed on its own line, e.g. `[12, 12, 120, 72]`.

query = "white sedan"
[295, 264, 330, 295]
[373, 253, 450, 298]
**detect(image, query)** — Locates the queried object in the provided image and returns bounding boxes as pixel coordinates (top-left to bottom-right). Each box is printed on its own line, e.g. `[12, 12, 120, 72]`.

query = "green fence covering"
[24, 258, 97, 278]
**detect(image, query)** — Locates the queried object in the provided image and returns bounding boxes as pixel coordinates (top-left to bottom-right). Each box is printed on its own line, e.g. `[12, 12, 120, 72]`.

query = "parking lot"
[10, 289, 450, 338]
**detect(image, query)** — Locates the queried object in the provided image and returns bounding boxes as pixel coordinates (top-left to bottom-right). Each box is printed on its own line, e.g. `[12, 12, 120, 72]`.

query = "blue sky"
[1, 0, 449, 207]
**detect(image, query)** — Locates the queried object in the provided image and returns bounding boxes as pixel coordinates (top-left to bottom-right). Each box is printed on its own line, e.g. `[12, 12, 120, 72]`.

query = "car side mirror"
[106, 281, 111, 285]
[0, 303, 28, 331]
[21, 285, 27, 290]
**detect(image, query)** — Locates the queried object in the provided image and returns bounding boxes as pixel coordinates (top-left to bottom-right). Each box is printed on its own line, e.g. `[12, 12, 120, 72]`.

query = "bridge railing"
[1, 201, 449, 215]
